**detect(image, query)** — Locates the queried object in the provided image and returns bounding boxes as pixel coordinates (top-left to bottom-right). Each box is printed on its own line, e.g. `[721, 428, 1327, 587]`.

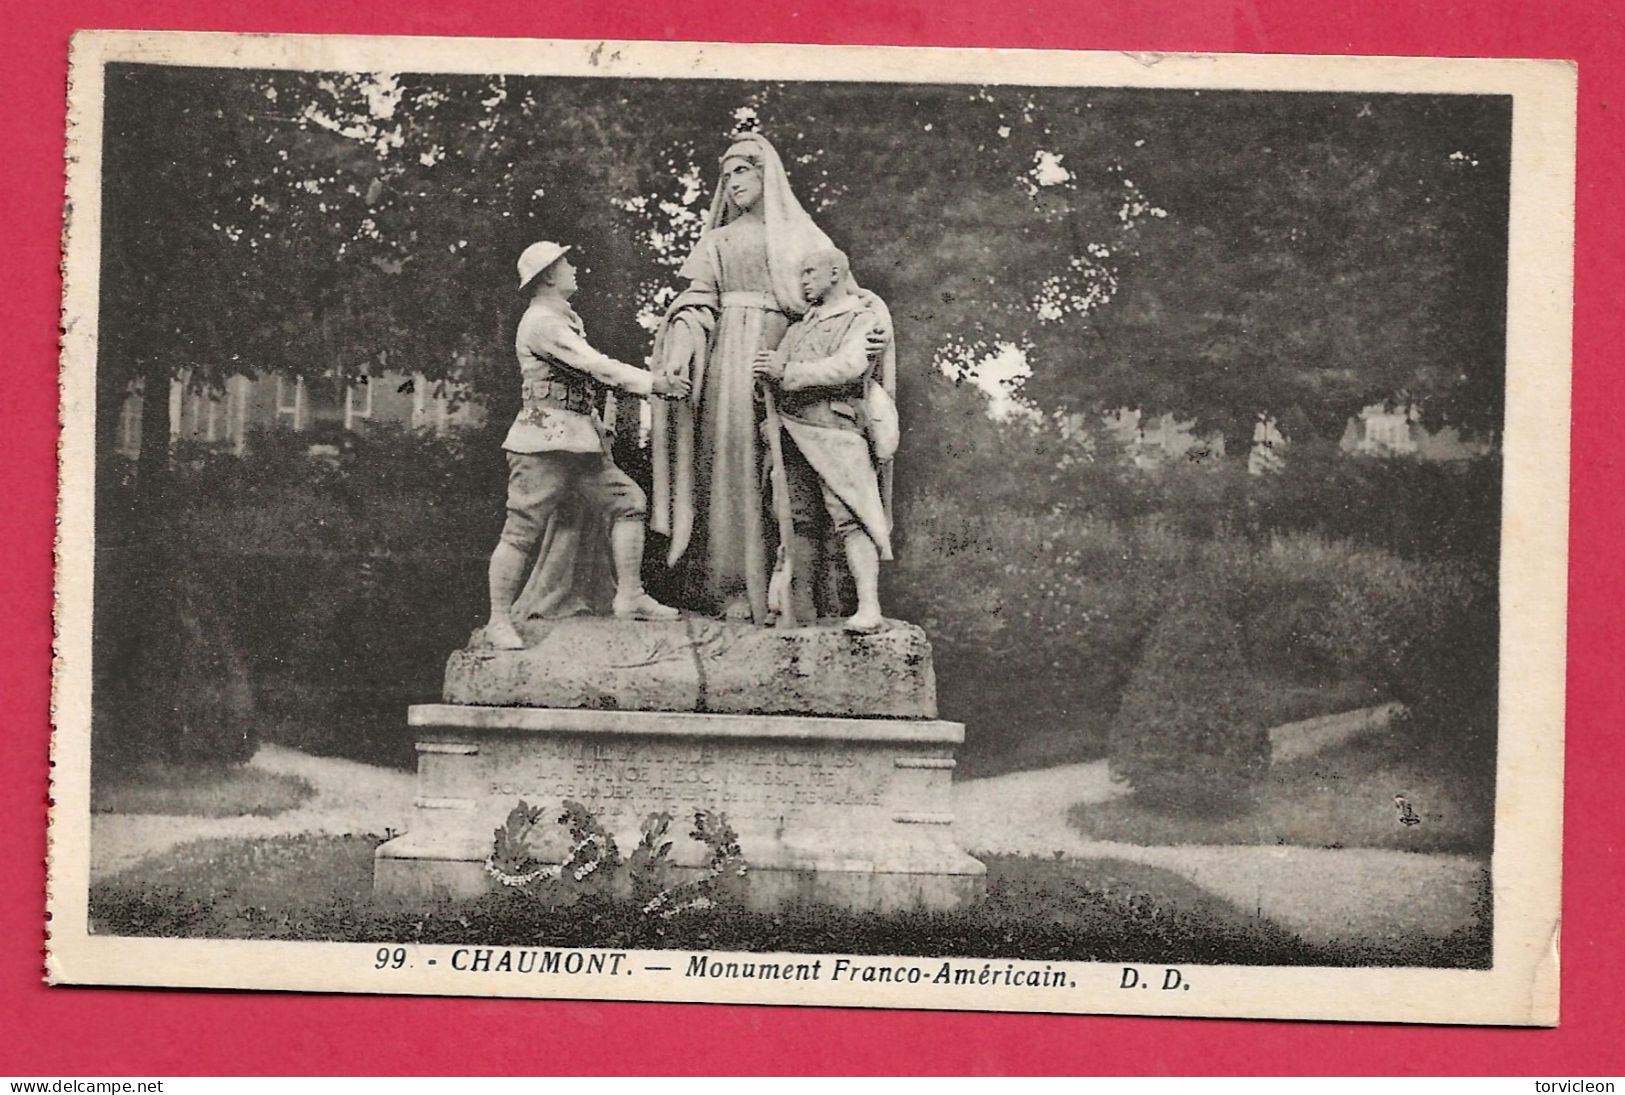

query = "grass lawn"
[88, 833, 1486, 968]
[91, 762, 314, 818]
[1069, 727, 1494, 855]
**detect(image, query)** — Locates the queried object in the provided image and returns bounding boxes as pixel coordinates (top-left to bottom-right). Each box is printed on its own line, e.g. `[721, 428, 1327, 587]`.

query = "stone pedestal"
[374, 619, 985, 911]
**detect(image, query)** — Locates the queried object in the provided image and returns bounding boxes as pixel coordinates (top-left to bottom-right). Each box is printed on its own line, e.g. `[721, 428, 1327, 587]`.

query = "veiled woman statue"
[649, 132, 893, 623]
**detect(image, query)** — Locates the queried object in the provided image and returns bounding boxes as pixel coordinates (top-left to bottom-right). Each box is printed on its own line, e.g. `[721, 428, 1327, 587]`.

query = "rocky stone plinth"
[444, 617, 937, 719]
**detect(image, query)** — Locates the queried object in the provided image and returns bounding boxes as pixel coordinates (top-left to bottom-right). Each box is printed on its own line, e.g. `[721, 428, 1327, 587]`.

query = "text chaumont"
[450, 948, 629, 975]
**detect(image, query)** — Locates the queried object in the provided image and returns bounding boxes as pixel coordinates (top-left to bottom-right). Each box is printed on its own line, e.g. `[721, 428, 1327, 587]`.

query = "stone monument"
[373, 617, 984, 911]
[374, 151, 984, 911]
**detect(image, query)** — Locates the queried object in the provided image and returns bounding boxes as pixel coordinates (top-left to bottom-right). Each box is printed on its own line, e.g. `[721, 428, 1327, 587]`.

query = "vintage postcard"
[49, 31, 1572, 1024]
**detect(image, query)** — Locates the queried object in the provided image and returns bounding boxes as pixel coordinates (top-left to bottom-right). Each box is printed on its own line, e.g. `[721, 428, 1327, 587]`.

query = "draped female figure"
[649, 133, 893, 623]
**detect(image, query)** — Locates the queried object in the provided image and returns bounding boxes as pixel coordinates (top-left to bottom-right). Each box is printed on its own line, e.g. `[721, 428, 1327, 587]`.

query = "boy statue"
[752, 247, 894, 632]
[484, 241, 690, 651]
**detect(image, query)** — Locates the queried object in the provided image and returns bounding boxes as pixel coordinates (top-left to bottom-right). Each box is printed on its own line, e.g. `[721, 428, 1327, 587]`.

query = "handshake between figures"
[649, 371, 690, 400]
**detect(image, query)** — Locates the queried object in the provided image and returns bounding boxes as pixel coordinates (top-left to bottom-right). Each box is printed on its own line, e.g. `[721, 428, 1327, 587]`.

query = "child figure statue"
[752, 247, 894, 632]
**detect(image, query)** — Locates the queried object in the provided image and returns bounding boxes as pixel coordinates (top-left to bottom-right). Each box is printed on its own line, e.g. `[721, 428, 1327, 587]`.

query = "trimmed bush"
[888, 492, 1418, 775]
[1108, 580, 1268, 813]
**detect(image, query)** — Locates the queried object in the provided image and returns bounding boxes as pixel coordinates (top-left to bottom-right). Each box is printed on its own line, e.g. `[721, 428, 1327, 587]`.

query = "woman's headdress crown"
[720, 131, 768, 168]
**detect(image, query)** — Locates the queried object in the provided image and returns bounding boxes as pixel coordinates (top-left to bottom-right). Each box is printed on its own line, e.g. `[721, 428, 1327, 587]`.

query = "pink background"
[2, 0, 1618, 1075]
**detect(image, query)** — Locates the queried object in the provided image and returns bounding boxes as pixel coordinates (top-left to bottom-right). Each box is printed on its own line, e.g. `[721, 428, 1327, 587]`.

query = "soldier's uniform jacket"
[775, 294, 879, 432]
[502, 296, 653, 454]
[772, 292, 893, 560]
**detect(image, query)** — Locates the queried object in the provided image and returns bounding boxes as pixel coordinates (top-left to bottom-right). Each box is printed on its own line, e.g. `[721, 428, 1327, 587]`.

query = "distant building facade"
[114, 369, 484, 459]
[1101, 408, 1227, 468]
[1058, 403, 1489, 477]
[1248, 416, 1287, 476]
[1338, 403, 1491, 461]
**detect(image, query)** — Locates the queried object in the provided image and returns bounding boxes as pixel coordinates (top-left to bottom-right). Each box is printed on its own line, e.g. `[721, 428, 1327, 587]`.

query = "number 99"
[375, 947, 407, 970]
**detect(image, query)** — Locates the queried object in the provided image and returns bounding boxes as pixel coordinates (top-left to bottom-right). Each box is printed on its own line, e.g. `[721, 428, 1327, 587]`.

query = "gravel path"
[90, 744, 416, 882]
[952, 761, 1488, 947]
[93, 746, 1488, 948]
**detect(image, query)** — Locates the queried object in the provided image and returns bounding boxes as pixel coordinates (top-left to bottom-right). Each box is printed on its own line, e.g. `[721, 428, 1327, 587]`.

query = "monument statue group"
[375, 133, 984, 911]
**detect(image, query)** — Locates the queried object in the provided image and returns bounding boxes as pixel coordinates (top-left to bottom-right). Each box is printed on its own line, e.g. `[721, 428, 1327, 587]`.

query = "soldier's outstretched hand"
[651, 372, 691, 399]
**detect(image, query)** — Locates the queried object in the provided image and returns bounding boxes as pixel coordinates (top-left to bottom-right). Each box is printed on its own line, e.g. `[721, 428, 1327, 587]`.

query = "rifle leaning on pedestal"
[759, 381, 798, 629]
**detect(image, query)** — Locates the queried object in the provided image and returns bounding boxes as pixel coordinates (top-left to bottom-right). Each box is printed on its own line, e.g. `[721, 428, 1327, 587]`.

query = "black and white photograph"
[48, 33, 1571, 1024]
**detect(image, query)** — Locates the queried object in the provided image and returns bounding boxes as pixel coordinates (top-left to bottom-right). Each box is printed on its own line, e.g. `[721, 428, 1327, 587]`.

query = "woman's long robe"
[653, 218, 789, 620]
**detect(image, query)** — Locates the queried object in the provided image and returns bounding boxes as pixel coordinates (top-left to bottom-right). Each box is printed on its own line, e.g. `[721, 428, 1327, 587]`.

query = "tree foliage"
[92, 69, 1509, 777]
[99, 65, 1511, 477]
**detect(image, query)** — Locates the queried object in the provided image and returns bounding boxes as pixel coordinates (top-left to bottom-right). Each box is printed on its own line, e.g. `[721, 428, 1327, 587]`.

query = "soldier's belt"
[521, 378, 596, 415]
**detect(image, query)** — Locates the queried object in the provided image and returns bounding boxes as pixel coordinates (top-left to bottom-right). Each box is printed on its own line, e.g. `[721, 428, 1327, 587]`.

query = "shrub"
[889, 494, 1189, 763]
[1242, 444, 1501, 565]
[1108, 579, 1268, 813]
[93, 418, 1498, 778]
[230, 547, 488, 769]
[1020, 436, 1501, 569]
[1194, 533, 1364, 675]
[888, 492, 1420, 774]
[97, 434, 500, 769]
[1308, 551, 1498, 759]
[92, 543, 258, 769]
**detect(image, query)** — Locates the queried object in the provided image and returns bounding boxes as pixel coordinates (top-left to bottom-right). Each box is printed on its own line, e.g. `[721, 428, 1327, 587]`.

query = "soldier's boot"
[610, 517, 679, 621]
[484, 541, 529, 649]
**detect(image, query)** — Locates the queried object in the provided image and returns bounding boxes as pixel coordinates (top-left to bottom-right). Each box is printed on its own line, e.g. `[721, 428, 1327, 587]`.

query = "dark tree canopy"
[98, 65, 1511, 474]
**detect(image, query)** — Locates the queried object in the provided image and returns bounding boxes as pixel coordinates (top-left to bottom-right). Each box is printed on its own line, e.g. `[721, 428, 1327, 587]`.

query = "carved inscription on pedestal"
[479, 738, 892, 821]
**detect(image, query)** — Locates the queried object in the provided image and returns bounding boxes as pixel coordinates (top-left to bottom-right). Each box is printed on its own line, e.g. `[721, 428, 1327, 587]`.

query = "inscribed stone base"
[372, 705, 986, 913]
